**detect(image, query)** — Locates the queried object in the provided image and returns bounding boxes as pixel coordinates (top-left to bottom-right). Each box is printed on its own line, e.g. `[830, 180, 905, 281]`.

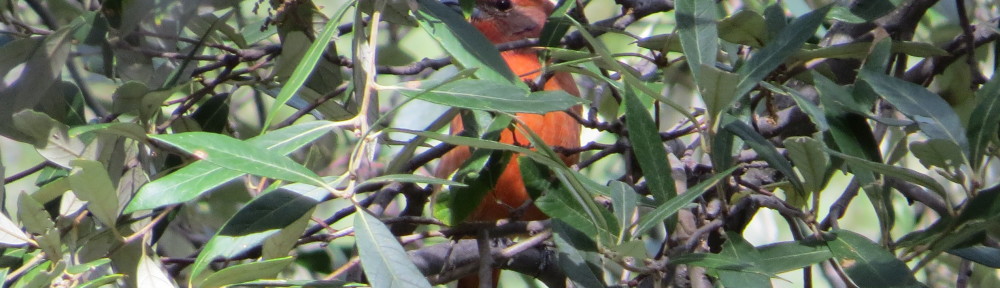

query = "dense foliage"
[1, 0, 999, 287]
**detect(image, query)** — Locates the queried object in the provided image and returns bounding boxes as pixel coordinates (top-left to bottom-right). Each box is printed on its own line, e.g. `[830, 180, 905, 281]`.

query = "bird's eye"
[494, 0, 513, 11]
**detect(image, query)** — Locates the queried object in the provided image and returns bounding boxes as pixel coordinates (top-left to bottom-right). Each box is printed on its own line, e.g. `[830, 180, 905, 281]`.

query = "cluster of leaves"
[1, 0, 1000, 287]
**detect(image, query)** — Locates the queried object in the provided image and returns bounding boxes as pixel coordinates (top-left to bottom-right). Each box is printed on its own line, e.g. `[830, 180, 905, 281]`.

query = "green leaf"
[68, 160, 119, 228]
[396, 79, 587, 114]
[150, 132, 325, 188]
[718, 10, 767, 48]
[227, 280, 347, 287]
[700, 65, 741, 125]
[126, 121, 335, 212]
[261, 206, 312, 259]
[262, 1, 353, 131]
[624, 85, 675, 202]
[552, 220, 605, 288]
[967, 69, 1000, 168]
[730, 6, 830, 107]
[814, 72, 893, 236]
[671, 253, 747, 270]
[528, 157, 617, 246]
[110, 82, 150, 115]
[191, 93, 230, 134]
[17, 192, 54, 235]
[610, 181, 639, 243]
[633, 166, 737, 238]
[948, 246, 1000, 268]
[354, 208, 432, 288]
[756, 240, 833, 274]
[538, 0, 576, 48]
[718, 232, 771, 288]
[784, 137, 830, 195]
[909, 139, 967, 172]
[0, 24, 77, 143]
[828, 229, 926, 288]
[760, 82, 828, 132]
[848, 0, 895, 21]
[67, 258, 111, 274]
[189, 183, 328, 281]
[201, 257, 295, 288]
[68, 122, 147, 141]
[414, 0, 520, 84]
[859, 70, 969, 156]
[676, 0, 718, 81]
[357, 174, 466, 188]
[136, 250, 176, 288]
[77, 274, 124, 288]
[721, 116, 805, 195]
[12, 110, 86, 168]
[0, 211, 31, 246]
[824, 146, 947, 198]
[447, 150, 511, 224]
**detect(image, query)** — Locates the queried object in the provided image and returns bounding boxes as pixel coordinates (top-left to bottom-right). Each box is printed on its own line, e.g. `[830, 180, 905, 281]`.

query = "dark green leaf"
[730, 6, 830, 107]
[538, 0, 576, 47]
[677, 0, 718, 80]
[859, 70, 969, 156]
[189, 183, 328, 281]
[967, 69, 1000, 168]
[721, 116, 805, 195]
[0, 24, 77, 143]
[828, 229, 926, 288]
[552, 220, 606, 288]
[948, 246, 1000, 268]
[718, 232, 770, 288]
[624, 85, 675, 202]
[849, 0, 895, 21]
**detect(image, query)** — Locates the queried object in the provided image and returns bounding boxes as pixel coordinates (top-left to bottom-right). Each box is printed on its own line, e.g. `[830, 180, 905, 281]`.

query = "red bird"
[435, 0, 581, 286]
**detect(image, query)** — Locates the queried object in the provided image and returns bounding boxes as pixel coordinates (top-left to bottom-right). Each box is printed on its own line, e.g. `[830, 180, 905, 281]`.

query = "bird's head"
[469, 0, 554, 44]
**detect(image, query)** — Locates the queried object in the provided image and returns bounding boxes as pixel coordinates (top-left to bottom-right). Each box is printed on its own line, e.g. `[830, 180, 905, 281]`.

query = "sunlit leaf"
[201, 257, 295, 288]
[127, 121, 335, 212]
